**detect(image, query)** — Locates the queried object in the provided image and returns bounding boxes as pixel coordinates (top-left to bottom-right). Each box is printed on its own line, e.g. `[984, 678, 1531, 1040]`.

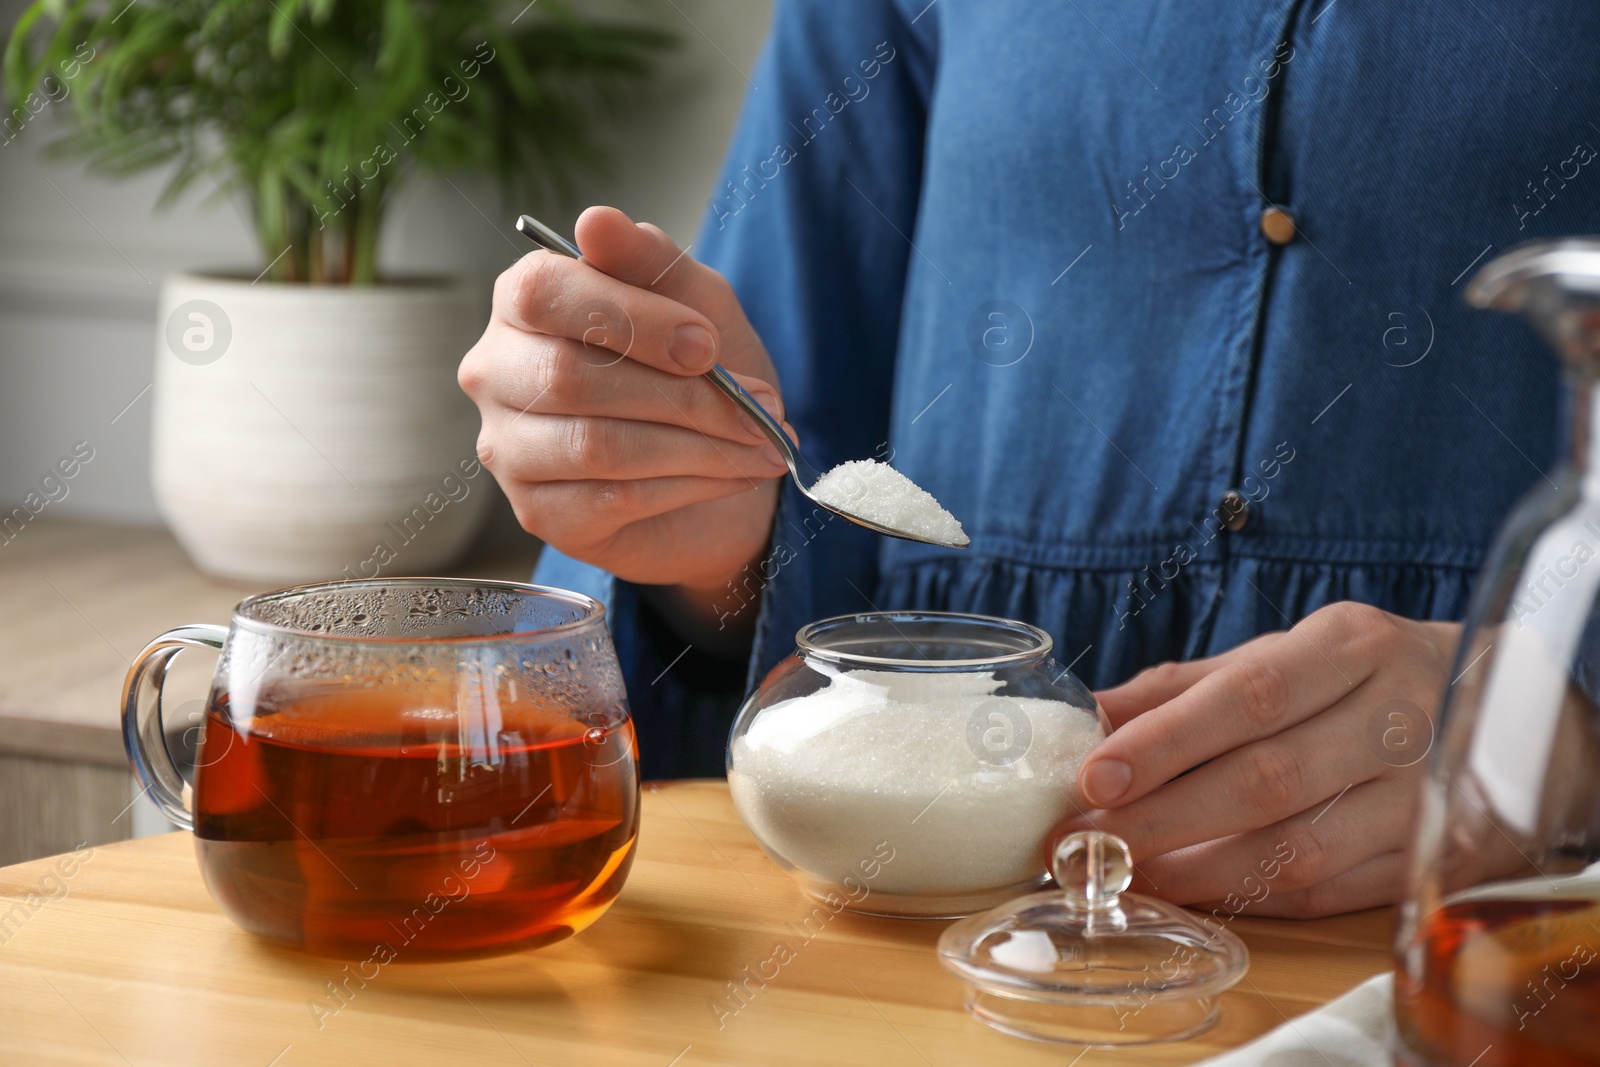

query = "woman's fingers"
[1073, 691, 1386, 859]
[1097, 655, 1232, 730]
[490, 248, 722, 375]
[507, 475, 769, 550]
[1065, 606, 1457, 918]
[1220, 851, 1408, 919]
[658, 368, 795, 446]
[577, 208, 736, 325]
[466, 330, 786, 447]
[1095, 632, 1281, 729]
[575, 206, 777, 381]
[1077, 603, 1401, 808]
[1128, 780, 1409, 905]
[483, 412, 788, 485]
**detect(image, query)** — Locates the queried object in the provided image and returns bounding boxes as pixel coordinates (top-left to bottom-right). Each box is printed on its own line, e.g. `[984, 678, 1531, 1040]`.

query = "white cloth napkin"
[1194, 972, 1395, 1067]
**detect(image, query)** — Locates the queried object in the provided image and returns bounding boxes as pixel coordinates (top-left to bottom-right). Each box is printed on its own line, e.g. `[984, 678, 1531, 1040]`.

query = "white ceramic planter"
[152, 272, 491, 584]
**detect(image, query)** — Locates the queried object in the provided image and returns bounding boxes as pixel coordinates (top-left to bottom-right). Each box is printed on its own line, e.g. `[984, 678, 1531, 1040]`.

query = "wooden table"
[0, 781, 1395, 1067]
[0, 516, 536, 866]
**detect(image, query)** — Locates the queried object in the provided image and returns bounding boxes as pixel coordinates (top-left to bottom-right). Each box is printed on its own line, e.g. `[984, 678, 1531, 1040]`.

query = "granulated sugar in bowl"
[727, 613, 1104, 918]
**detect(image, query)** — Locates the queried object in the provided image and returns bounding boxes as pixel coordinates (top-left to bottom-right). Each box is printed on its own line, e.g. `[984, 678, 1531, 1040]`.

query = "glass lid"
[936, 831, 1249, 1045]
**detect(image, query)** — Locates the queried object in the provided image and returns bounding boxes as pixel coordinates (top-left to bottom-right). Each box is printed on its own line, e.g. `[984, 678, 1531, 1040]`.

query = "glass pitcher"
[1393, 242, 1600, 1066]
[122, 578, 639, 960]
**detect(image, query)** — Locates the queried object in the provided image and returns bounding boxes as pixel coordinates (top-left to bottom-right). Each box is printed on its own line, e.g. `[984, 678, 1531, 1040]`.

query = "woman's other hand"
[1065, 603, 1459, 918]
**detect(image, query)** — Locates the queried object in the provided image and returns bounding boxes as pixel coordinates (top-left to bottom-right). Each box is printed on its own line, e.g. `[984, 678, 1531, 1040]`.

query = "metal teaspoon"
[514, 214, 967, 549]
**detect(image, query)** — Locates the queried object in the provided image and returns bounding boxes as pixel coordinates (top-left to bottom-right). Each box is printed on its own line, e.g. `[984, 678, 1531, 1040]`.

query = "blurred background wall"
[0, 0, 773, 523]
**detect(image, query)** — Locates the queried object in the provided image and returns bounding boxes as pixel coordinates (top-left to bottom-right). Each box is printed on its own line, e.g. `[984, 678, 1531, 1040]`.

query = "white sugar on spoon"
[810, 460, 968, 547]
[512, 213, 969, 550]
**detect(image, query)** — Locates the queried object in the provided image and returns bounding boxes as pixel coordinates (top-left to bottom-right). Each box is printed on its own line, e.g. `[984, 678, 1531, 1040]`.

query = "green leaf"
[2, 0, 677, 281]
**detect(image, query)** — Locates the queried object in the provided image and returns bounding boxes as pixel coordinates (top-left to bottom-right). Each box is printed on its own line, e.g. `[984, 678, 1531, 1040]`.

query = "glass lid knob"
[1054, 830, 1133, 910]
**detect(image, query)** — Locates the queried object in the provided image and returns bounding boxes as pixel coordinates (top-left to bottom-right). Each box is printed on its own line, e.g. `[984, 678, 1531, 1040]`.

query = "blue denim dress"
[536, 0, 1600, 777]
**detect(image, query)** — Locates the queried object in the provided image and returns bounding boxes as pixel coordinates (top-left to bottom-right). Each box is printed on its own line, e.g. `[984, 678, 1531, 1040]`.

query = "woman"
[459, 0, 1600, 916]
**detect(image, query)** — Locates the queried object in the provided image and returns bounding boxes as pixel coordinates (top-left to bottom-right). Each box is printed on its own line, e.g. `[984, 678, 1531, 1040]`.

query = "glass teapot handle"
[120, 625, 227, 831]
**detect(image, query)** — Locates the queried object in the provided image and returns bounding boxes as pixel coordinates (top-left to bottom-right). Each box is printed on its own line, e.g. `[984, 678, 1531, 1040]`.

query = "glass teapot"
[1393, 242, 1600, 1066]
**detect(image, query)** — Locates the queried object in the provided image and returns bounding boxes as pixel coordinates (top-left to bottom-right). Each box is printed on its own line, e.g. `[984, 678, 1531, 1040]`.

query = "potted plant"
[4, 0, 671, 582]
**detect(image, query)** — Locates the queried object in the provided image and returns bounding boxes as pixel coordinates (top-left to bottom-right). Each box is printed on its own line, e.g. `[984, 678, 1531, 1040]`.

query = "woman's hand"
[1064, 602, 1460, 918]
[459, 206, 794, 636]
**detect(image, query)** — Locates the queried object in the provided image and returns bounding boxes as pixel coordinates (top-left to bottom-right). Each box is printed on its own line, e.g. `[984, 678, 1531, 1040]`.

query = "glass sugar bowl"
[727, 612, 1105, 918]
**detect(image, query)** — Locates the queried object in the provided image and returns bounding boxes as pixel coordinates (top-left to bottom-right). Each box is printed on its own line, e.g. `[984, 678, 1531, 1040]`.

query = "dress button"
[1260, 206, 1296, 245]
[1220, 489, 1250, 532]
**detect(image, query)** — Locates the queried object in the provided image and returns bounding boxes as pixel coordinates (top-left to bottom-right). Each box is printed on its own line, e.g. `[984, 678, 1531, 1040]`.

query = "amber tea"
[191, 685, 638, 959]
[1395, 895, 1600, 1067]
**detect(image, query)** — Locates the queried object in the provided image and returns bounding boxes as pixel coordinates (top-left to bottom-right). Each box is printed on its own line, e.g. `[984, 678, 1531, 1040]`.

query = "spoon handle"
[515, 215, 582, 259]
[513, 215, 813, 483]
[704, 364, 810, 479]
